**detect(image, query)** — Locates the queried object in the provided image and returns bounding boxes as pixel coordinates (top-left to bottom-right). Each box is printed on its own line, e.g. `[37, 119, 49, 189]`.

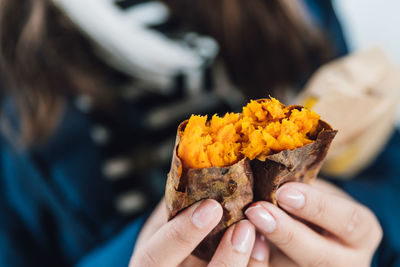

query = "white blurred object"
[52, 0, 218, 92]
[334, 0, 400, 130]
[296, 48, 400, 178]
[333, 0, 400, 64]
[123, 1, 169, 26]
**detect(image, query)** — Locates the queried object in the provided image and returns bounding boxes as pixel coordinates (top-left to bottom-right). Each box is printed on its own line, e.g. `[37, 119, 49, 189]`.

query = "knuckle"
[344, 205, 382, 246]
[208, 259, 230, 267]
[345, 206, 363, 236]
[308, 198, 325, 220]
[307, 253, 334, 267]
[276, 230, 295, 249]
[340, 205, 365, 245]
[133, 248, 160, 267]
[167, 222, 193, 248]
[143, 250, 159, 267]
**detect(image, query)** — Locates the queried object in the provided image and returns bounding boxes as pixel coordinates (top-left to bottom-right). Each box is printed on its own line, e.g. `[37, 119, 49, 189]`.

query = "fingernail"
[231, 220, 254, 253]
[191, 200, 220, 229]
[276, 186, 305, 209]
[245, 205, 276, 233]
[251, 234, 268, 262]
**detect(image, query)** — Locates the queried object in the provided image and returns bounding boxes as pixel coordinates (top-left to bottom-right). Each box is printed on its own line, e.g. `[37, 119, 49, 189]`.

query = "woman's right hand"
[130, 199, 264, 267]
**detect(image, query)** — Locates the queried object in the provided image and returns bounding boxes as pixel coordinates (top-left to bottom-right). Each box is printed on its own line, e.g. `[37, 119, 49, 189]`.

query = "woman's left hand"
[245, 179, 383, 267]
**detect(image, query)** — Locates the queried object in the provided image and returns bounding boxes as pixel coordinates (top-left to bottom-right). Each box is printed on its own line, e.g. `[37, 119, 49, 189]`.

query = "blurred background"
[334, 0, 400, 127]
[0, 0, 399, 266]
[335, 0, 400, 63]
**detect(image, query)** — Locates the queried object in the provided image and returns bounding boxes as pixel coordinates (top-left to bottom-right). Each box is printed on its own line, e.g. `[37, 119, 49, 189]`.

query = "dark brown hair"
[163, 0, 333, 99]
[0, 0, 332, 145]
[0, 0, 115, 145]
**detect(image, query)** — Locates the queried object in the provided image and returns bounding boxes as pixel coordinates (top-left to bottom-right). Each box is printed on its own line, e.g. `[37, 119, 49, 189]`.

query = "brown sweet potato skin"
[252, 120, 337, 203]
[165, 121, 254, 260]
[165, 114, 337, 261]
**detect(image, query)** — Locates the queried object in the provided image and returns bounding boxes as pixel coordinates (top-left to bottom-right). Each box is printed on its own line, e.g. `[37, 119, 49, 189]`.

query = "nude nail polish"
[245, 205, 276, 234]
[251, 234, 268, 261]
[191, 200, 220, 229]
[276, 186, 305, 209]
[231, 220, 254, 253]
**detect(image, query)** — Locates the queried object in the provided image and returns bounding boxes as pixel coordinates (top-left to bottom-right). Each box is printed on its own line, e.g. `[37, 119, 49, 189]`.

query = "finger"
[248, 233, 270, 267]
[275, 182, 382, 248]
[245, 201, 347, 267]
[208, 220, 255, 267]
[131, 199, 223, 267]
[180, 255, 207, 267]
[269, 248, 297, 267]
[312, 179, 354, 200]
[134, 199, 168, 252]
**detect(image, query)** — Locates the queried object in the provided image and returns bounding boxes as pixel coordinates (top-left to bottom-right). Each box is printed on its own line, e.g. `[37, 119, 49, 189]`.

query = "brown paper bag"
[295, 47, 400, 178]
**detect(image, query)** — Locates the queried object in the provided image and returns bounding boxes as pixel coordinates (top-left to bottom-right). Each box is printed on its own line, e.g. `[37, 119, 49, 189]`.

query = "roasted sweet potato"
[165, 98, 336, 260]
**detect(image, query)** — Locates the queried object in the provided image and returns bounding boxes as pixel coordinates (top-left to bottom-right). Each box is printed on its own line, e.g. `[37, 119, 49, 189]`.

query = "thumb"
[130, 199, 222, 266]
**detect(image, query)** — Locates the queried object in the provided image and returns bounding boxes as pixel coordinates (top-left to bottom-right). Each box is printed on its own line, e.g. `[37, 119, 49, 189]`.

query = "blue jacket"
[333, 131, 400, 267]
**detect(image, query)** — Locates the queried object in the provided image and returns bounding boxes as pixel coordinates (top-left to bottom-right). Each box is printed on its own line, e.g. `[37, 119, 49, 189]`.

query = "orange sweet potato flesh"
[177, 98, 320, 168]
[165, 98, 337, 261]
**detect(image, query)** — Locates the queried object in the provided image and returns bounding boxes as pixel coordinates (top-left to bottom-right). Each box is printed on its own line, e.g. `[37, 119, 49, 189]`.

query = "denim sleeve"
[0, 198, 51, 267]
[76, 216, 146, 267]
[332, 131, 400, 267]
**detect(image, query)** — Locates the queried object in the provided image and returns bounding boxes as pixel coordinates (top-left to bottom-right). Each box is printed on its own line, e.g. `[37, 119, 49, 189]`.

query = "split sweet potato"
[165, 98, 336, 260]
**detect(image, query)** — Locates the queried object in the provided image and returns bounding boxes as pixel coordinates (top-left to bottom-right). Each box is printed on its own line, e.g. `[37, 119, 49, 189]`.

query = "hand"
[245, 179, 383, 267]
[130, 198, 262, 267]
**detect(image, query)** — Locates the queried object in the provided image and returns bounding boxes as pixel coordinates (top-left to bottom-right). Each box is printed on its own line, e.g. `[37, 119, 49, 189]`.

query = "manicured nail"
[191, 200, 220, 229]
[251, 234, 268, 262]
[276, 186, 305, 209]
[245, 205, 276, 233]
[231, 220, 254, 253]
